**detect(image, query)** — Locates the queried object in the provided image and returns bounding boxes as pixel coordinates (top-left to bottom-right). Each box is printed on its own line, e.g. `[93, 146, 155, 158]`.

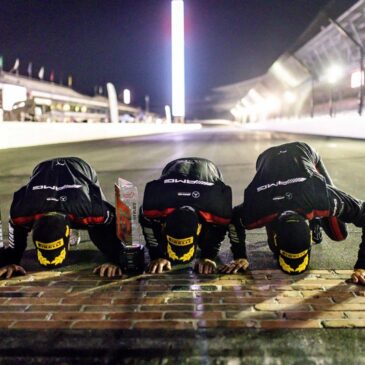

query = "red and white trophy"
[115, 178, 144, 273]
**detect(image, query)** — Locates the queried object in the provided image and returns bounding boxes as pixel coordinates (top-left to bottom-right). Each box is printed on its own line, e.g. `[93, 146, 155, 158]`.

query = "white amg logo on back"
[257, 177, 307, 192]
[32, 184, 82, 191]
[164, 179, 213, 186]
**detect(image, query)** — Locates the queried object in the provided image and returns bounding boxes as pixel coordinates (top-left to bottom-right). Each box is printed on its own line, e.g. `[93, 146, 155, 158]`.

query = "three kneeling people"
[2, 143, 365, 285]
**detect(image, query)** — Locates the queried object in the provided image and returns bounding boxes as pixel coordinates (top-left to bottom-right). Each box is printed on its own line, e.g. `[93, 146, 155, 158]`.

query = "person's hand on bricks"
[147, 258, 172, 274]
[93, 263, 122, 278]
[351, 269, 365, 285]
[195, 258, 217, 274]
[0, 264, 26, 279]
[219, 258, 249, 274]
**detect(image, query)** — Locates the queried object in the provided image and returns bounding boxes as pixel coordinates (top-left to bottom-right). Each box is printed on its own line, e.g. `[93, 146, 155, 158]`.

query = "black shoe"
[310, 219, 322, 244]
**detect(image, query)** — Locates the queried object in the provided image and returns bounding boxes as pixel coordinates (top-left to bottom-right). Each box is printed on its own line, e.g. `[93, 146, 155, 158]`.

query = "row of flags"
[3, 57, 73, 87]
[1, 57, 106, 96]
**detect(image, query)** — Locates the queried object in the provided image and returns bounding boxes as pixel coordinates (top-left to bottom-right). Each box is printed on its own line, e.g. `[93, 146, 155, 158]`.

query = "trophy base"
[121, 243, 145, 274]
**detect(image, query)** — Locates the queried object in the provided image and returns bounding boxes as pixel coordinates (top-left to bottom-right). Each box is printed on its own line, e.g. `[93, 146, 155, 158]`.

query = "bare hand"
[147, 258, 172, 274]
[195, 258, 217, 274]
[351, 269, 365, 285]
[219, 258, 249, 274]
[93, 263, 122, 278]
[0, 264, 26, 279]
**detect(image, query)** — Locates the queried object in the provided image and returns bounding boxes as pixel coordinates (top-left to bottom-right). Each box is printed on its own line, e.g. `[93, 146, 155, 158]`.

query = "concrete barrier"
[0, 122, 201, 149]
[243, 114, 365, 139]
[3, 114, 364, 150]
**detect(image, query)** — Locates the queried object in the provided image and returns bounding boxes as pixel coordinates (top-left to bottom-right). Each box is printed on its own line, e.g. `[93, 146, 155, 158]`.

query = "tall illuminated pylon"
[171, 0, 185, 122]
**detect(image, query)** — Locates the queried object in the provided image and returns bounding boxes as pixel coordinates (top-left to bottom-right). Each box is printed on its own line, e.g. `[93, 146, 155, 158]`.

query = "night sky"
[0, 0, 331, 115]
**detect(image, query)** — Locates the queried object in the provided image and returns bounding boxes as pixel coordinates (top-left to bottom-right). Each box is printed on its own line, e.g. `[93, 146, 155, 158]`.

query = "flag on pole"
[27, 62, 32, 78]
[50, 70, 55, 82]
[68, 75, 73, 87]
[10, 58, 20, 73]
[38, 67, 44, 80]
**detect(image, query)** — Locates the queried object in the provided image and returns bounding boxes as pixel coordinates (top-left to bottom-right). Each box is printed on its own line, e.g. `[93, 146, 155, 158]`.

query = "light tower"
[171, 0, 185, 123]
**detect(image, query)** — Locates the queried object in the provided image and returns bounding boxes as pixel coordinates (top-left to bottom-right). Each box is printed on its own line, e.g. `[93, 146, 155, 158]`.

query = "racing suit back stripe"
[143, 208, 230, 226]
[12, 213, 107, 226]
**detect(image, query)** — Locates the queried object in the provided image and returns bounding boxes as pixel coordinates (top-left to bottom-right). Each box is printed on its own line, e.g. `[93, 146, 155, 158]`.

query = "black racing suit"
[139, 157, 235, 261]
[232, 142, 365, 269]
[4, 157, 122, 267]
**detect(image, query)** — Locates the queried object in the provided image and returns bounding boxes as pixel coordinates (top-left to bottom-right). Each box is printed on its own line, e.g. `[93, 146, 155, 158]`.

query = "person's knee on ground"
[321, 216, 348, 241]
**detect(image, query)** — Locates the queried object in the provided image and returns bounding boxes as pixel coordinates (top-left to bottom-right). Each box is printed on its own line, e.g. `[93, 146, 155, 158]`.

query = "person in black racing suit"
[139, 157, 249, 274]
[1, 157, 124, 279]
[221, 142, 365, 284]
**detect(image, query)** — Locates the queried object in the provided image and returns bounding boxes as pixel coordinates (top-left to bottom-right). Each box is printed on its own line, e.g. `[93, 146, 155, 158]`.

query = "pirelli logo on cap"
[35, 238, 64, 251]
[280, 249, 308, 259]
[167, 243, 195, 262]
[166, 235, 194, 246]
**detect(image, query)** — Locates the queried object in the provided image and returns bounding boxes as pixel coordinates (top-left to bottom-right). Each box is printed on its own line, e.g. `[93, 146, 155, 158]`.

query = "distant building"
[0, 71, 140, 123]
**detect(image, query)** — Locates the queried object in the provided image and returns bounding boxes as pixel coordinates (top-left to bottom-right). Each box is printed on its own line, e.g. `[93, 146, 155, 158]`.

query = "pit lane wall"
[243, 114, 365, 139]
[0, 122, 201, 150]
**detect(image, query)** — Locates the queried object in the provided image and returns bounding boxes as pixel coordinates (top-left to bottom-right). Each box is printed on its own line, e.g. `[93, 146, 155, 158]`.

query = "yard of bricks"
[0, 268, 364, 330]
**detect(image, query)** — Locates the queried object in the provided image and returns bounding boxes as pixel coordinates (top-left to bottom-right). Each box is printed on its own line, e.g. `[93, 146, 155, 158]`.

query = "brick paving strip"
[0, 269, 364, 330]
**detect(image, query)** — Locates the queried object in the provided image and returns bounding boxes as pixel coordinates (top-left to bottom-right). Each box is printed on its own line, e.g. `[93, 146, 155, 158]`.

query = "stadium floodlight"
[230, 104, 245, 120]
[241, 98, 251, 108]
[171, 0, 185, 120]
[123, 89, 131, 105]
[326, 65, 342, 118]
[351, 70, 365, 89]
[248, 89, 264, 104]
[271, 61, 299, 88]
[230, 108, 237, 118]
[329, 16, 364, 115]
[283, 90, 296, 104]
[265, 96, 281, 113]
[327, 65, 343, 84]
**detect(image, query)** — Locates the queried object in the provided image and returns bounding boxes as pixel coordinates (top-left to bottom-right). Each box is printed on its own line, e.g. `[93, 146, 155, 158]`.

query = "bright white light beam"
[171, 0, 185, 118]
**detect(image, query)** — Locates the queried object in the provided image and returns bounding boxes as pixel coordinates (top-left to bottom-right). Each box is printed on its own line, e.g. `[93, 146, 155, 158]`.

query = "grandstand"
[0, 71, 140, 123]
[209, 0, 365, 123]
